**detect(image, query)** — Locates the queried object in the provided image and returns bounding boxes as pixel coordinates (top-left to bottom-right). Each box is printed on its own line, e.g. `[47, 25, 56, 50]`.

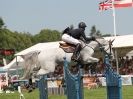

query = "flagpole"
[112, 0, 119, 74]
[112, 0, 117, 37]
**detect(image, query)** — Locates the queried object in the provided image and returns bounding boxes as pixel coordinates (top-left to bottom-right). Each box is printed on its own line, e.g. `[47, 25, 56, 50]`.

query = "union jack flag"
[99, 0, 112, 11]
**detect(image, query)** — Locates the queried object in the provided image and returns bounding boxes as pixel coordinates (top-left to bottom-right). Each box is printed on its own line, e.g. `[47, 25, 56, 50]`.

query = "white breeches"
[62, 34, 81, 45]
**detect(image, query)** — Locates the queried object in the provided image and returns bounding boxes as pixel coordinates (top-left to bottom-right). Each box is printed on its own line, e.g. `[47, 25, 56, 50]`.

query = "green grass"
[0, 86, 133, 99]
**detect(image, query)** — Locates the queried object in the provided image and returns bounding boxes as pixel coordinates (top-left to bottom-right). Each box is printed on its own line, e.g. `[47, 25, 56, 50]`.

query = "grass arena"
[0, 86, 133, 99]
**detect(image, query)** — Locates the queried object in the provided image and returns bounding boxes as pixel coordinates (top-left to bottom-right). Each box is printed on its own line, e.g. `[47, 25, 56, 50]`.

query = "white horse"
[20, 38, 112, 79]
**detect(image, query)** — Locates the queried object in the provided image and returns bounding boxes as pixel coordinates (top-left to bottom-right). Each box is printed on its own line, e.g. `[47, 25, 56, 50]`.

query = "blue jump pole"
[104, 55, 122, 99]
[98, 42, 122, 99]
[38, 75, 48, 99]
[63, 57, 84, 99]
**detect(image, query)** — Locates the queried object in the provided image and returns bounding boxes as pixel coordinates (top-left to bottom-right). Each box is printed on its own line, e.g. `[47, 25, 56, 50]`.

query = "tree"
[33, 29, 61, 43]
[0, 17, 5, 29]
[89, 25, 102, 37]
[102, 34, 112, 37]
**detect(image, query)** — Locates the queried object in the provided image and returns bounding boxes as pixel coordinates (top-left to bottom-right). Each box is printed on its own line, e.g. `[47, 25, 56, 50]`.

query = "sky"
[0, 0, 133, 36]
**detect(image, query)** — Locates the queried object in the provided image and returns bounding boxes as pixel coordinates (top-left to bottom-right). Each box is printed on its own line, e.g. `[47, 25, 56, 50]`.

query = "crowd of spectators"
[83, 56, 133, 75]
[118, 56, 133, 75]
[52, 56, 133, 76]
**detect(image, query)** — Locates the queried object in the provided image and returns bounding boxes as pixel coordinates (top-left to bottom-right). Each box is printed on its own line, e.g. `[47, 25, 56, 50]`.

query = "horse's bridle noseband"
[95, 39, 113, 56]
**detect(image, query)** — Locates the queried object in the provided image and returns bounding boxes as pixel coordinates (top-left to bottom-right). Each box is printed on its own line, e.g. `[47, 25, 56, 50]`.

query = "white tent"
[15, 42, 60, 56]
[126, 50, 133, 58]
[104, 34, 133, 57]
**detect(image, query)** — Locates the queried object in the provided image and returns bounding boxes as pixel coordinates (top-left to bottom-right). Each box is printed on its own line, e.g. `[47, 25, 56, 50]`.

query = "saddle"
[59, 41, 76, 53]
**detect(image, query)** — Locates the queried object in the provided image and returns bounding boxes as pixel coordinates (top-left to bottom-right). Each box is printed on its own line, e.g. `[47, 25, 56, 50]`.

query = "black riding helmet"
[78, 22, 87, 28]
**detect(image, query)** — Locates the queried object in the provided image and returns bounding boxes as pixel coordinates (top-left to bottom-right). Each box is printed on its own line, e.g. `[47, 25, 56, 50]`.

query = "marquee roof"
[104, 34, 133, 48]
[15, 41, 60, 56]
[104, 34, 133, 57]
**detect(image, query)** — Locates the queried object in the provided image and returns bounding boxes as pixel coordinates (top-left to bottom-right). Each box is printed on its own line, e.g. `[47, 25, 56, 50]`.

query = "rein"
[81, 42, 95, 51]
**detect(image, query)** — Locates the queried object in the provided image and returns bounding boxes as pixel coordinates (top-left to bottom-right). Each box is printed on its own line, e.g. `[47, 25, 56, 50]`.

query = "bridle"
[81, 43, 95, 51]
[80, 41, 95, 51]
[79, 39, 114, 56]
[95, 39, 114, 57]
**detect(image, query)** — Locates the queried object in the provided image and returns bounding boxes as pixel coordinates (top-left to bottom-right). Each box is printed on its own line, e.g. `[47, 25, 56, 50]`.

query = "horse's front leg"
[82, 56, 99, 63]
[89, 57, 99, 63]
[37, 62, 56, 75]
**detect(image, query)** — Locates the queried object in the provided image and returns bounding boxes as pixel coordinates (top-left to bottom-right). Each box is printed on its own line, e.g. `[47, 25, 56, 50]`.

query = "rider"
[62, 22, 96, 60]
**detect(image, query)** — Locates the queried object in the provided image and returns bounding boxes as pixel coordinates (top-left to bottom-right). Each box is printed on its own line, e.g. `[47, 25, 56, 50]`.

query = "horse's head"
[95, 37, 114, 59]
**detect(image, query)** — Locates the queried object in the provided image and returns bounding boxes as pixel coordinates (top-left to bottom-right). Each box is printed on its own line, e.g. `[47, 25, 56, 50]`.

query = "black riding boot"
[71, 44, 82, 61]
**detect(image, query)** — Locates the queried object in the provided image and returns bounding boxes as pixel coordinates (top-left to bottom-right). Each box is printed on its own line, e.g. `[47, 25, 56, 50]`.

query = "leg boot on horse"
[71, 43, 82, 61]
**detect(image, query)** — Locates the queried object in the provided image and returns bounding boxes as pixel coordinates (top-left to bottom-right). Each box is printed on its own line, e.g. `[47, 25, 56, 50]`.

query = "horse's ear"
[110, 39, 115, 43]
[109, 39, 115, 45]
[111, 39, 115, 43]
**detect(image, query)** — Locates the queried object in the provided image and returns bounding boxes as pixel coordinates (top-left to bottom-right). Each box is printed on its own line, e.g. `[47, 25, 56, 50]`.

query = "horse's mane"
[83, 37, 105, 45]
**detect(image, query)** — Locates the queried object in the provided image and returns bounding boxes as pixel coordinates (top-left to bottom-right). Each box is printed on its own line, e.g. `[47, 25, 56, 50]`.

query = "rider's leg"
[62, 34, 82, 60]
[71, 43, 82, 60]
[62, 34, 80, 45]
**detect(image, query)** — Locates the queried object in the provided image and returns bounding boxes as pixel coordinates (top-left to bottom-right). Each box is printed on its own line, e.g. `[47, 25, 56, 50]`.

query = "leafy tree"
[12, 32, 33, 51]
[90, 25, 102, 37]
[0, 29, 33, 52]
[33, 29, 61, 43]
[102, 34, 112, 37]
[0, 17, 5, 29]
[89, 25, 113, 37]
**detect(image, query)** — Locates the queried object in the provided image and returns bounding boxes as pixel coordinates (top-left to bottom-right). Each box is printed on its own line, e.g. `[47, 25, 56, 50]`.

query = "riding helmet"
[78, 22, 87, 28]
